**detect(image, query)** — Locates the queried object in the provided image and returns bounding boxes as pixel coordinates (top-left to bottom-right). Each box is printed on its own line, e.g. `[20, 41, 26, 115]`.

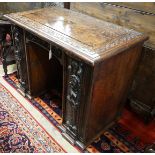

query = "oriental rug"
[0, 83, 65, 153]
[1, 72, 155, 153]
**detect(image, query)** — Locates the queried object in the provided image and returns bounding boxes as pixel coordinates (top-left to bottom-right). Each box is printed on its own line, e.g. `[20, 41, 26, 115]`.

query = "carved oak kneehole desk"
[4, 7, 148, 149]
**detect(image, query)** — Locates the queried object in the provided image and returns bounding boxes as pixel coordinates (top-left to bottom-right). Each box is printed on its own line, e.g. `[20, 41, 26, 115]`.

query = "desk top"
[4, 7, 148, 65]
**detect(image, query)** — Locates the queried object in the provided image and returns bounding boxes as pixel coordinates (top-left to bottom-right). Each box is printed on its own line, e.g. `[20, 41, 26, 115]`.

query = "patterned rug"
[2, 72, 155, 153]
[0, 83, 65, 153]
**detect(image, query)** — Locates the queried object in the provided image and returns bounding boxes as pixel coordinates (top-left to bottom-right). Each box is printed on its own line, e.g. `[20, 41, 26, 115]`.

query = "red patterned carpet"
[1, 73, 155, 153]
[119, 108, 155, 145]
[0, 83, 65, 153]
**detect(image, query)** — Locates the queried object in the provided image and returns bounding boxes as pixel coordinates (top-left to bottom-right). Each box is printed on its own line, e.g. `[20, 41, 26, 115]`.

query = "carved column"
[12, 26, 28, 94]
[65, 59, 83, 137]
[61, 55, 92, 149]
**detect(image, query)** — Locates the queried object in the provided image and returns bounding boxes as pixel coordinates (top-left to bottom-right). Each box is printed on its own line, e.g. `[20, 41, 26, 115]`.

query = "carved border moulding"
[7, 11, 143, 61]
[97, 30, 142, 54]
[9, 14, 98, 58]
[10, 13, 141, 57]
[25, 32, 50, 49]
[65, 58, 83, 139]
[25, 32, 62, 59]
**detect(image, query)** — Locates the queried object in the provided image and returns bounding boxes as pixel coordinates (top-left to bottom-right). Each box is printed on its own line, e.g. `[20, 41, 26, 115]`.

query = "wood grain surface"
[4, 7, 147, 65]
[71, 3, 155, 49]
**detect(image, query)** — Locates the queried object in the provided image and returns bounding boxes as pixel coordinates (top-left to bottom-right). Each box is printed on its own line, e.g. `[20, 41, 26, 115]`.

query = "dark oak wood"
[25, 32, 63, 97]
[12, 26, 29, 93]
[4, 7, 148, 149]
[26, 42, 50, 96]
[71, 2, 155, 123]
[4, 7, 148, 65]
[84, 44, 142, 145]
[64, 2, 70, 9]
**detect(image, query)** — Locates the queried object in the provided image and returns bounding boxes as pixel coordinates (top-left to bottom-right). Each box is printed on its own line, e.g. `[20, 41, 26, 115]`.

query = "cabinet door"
[62, 55, 92, 144]
[12, 26, 28, 92]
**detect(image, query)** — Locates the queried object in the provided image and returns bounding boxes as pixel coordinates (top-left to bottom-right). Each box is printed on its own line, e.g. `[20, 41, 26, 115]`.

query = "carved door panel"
[12, 26, 28, 93]
[62, 55, 92, 144]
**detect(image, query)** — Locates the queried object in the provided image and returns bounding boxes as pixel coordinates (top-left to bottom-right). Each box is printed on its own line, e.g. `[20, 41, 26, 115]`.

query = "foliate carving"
[13, 27, 22, 62]
[12, 26, 27, 92]
[65, 59, 83, 136]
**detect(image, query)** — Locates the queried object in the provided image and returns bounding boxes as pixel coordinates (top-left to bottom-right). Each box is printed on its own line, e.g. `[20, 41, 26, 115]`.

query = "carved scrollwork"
[65, 59, 83, 136]
[67, 60, 83, 107]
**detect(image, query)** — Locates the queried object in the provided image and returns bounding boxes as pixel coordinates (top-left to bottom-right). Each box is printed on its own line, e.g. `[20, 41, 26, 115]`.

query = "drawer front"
[12, 25, 28, 92]
[63, 56, 92, 143]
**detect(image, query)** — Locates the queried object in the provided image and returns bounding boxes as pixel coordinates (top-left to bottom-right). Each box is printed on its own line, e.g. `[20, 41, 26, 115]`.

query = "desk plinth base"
[57, 125, 85, 150]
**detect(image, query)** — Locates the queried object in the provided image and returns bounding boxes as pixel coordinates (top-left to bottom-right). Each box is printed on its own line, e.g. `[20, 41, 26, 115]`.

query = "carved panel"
[64, 58, 83, 138]
[12, 25, 28, 93]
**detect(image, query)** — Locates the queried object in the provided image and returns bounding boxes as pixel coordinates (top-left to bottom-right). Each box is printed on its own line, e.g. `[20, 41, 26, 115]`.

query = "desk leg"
[62, 56, 93, 150]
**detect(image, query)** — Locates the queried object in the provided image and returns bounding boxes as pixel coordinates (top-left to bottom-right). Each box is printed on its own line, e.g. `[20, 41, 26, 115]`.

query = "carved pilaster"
[64, 58, 83, 138]
[12, 26, 27, 93]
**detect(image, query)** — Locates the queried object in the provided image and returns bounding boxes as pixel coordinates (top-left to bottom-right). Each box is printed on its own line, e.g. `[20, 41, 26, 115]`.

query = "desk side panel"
[85, 44, 143, 144]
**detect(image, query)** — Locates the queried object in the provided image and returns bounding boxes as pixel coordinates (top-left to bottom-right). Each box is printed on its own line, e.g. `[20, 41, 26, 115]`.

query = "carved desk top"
[4, 7, 148, 65]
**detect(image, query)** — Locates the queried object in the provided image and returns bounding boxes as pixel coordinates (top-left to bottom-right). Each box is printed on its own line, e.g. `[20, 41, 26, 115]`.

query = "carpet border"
[0, 80, 68, 153]
[2, 76, 82, 152]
